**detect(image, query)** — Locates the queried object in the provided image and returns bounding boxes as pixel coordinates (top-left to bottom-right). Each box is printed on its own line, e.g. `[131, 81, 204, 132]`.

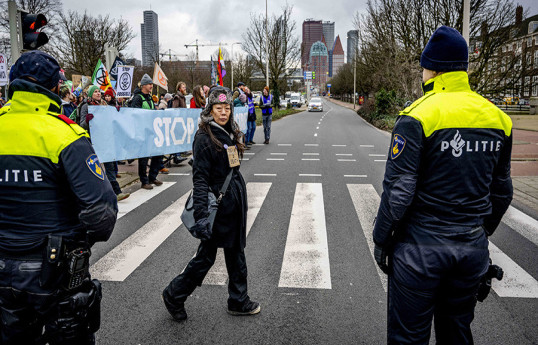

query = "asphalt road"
[90, 99, 538, 344]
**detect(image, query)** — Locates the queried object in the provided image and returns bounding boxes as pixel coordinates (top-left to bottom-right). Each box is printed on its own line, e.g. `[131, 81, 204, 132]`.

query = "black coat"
[192, 124, 248, 249]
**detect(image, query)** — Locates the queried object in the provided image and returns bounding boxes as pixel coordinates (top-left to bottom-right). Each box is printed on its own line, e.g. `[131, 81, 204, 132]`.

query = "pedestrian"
[79, 84, 105, 131]
[162, 86, 260, 322]
[130, 73, 164, 190]
[190, 84, 206, 108]
[60, 85, 76, 117]
[159, 93, 172, 109]
[245, 86, 256, 145]
[372, 26, 513, 345]
[259, 86, 273, 144]
[0, 50, 118, 344]
[104, 87, 118, 107]
[171, 81, 187, 108]
[232, 81, 246, 102]
[0, 86, 6, 108]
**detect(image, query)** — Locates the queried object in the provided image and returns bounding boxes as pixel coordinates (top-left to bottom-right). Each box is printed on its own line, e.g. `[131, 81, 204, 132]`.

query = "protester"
[245, 86, 256, 146]
[232, 81, 246, 101]
[79, 85, 106, 131]
[203, 85, 210, 98]
[60, 86, 76, 117]
[162, 86, 260, 322]
[131, 74, 164, 190]
[190, 85, 206, 108]
[0, 86, 5, 108]
[372, 26, 513, 344]
[171, 81, 187, 108]
[104, 88, 118, 107]
[159, 93, 172, 109]
[259, 86, 273, 144]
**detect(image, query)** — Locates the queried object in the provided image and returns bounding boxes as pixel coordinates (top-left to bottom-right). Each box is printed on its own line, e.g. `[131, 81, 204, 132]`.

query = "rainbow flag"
[217, 47, 226, 86]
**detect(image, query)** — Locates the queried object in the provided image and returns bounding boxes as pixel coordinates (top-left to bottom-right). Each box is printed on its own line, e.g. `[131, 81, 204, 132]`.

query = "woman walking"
[162, 86, 260, 322]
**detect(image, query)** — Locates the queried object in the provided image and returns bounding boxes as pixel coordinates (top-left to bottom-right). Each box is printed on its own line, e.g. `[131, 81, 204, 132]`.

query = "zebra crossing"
[90, 177, 538, 299]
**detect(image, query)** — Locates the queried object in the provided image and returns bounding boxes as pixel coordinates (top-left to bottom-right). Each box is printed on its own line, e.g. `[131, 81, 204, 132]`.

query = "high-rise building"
[332, 35, 345, 76]
[141, 10, 159, 67]
[322, 21, 335, 52]
[347, 30, 359, 63]
[302, 19, 323, 71]
[309, 41, 329, 90]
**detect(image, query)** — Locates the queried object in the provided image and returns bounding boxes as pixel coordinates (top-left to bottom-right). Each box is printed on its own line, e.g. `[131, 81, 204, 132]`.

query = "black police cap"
[9, 51, 61, 90]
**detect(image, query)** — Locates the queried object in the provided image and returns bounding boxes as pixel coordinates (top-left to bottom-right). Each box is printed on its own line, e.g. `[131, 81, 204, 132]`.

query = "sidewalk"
[327, 97, 538, 214]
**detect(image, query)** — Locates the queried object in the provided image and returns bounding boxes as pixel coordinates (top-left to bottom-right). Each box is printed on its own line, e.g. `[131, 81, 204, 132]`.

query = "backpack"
[69, 100, 86, 125]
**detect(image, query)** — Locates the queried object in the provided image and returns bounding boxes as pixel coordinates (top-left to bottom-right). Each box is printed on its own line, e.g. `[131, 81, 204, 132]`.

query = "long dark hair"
[199, 109, 245, 158]
[192, 85, 206, 108]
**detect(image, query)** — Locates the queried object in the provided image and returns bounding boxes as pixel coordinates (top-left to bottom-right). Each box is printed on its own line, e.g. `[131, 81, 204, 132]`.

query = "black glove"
[191, 218, 212, 241]
[374, 244, 390, 275]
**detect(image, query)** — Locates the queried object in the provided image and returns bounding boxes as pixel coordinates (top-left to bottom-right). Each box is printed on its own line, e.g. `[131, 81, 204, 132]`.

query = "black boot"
[162, 291, 188, 322]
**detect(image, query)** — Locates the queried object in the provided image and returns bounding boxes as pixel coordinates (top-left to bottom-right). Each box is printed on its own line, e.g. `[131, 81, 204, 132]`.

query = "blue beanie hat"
[420, 26, 468, 72]
[9, 51, 61, 89]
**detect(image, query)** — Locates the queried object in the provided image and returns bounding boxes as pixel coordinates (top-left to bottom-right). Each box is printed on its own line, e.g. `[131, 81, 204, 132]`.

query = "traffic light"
[312, 72, 316, 79]
[21, 12, 48, 50]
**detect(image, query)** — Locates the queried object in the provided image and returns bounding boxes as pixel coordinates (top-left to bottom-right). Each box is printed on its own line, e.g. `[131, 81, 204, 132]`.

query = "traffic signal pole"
[8, 0, 21, 62]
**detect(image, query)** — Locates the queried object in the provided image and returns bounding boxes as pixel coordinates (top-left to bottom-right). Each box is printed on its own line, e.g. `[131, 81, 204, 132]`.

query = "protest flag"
[217, 46, 226, 86]
[153, 62, 168, 91]
[91, 59, 112, 91]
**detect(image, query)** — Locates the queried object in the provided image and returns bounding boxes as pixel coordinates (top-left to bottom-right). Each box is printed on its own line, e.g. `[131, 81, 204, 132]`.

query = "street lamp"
[231, 42, 241, 89]
[265, 0, 269, 87]
[353, 46, 357, 109]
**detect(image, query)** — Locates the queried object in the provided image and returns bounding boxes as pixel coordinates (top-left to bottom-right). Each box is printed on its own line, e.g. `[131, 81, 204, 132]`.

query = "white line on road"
[299, 174, 322, 177]
[90, 191, 190, 281]
[374, 160, 386, 162]
[332, 145, 347, 147]
[314, 133, 318, 137]
[501, 206, 538, 247]
[254, 173, 277, 177]
[278, 144, 292, 146]
[267, 158, 285, 161]
[489, 242, 538, 298]
[347, 184, 387, 291]
[360, 145, 375, 148]
[279, 183, 331, 289]
[205, 183, 272, 285]
[167, 173, 191, 176]
[117, 182, 176, 220]
[369, 154, 386, 157]
[243, 152, 255, 155]
[303, 153, 320, 156]
[242, 158, 250, 161]
[270, 153, 288, 155]
[344, 175, 367, 178]
[305, 144, 319, 147]
[338, 159, 357, 162]
[302, 158, 320, 161]
[253, 144, 264, 146]
[336, 154, 353, 156]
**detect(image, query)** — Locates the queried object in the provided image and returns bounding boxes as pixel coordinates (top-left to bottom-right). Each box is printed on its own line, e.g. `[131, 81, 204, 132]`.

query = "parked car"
[290, 93, 302, 107]
[308, 97, 323, 112]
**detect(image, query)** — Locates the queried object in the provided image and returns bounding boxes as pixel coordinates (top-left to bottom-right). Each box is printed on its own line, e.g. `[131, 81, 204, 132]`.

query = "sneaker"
[117, 192, 130, 201]
[227, 300, 261, 316]
[150, 179, 163, 186]
[141, 184, 153, 190]
[162, 293, 187, 322]
[159, 168, 169, 174]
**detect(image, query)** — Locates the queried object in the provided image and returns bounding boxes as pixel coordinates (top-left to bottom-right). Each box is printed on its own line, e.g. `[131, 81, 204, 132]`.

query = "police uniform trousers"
[164, 240, 248, 307]
[387, 225, 489, 345]
[0, 257, 94, 345]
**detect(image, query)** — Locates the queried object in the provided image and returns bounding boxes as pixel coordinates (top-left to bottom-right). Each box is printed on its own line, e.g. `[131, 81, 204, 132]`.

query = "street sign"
[303, 71, 313, 80]
[327, 84, 331, 88]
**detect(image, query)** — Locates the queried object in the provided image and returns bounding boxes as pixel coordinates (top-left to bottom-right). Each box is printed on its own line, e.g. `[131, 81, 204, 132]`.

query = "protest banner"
[0, 54, 8, 86]
[115, 65, 134, 98]
[89, 106, 248, 162]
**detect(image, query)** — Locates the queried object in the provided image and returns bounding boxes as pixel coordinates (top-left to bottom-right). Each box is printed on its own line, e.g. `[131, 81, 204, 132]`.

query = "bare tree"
[242, 4, 300, 99]
[56, 10, 135, 76]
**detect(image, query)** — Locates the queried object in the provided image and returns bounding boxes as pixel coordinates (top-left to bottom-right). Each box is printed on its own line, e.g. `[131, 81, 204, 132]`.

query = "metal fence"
[495, 104, 530, 112]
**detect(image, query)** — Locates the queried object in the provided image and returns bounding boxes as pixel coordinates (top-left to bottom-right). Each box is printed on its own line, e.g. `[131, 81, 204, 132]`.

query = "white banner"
[153, 62, 168, 91]
[115, 66, 134, 98]
[0, 54, 8, 86]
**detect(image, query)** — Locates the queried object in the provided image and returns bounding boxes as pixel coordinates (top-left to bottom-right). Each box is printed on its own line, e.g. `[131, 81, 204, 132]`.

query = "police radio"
[66, 248, 91, 290]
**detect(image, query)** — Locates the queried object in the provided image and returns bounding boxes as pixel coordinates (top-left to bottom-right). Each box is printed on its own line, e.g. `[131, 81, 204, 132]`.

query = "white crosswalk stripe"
[117, 182, 176, 219]
[501, 205, 538, 247]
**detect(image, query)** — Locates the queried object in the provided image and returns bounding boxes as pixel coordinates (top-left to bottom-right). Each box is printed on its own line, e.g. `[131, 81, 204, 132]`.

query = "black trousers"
[387, 228, 489, 345]
[138, 156, 162, 185]
[0, 258, 95, 345]
[103, 162, 121, 195]
[164, 241, 248, 307]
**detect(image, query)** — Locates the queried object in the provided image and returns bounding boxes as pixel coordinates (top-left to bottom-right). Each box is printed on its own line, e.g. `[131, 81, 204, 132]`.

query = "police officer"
[372, 26, 513, 344]
[0, 51, 118, 344]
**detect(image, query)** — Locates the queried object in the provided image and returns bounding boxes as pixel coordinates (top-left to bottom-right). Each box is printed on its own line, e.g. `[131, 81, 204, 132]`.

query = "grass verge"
[255, 108, 303, 126]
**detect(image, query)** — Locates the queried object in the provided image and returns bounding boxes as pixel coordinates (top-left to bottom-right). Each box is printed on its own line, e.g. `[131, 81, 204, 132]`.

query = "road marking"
[278, 144, 292, 146]
[347, 184, 387, 291]
[254, 173, 277, 177]
[279, 183, 331, 289]
[243, 152, 255, 155]
[344, 175, 367, 178]
[253, 144, 264, 146]
[303, 153, 319, 156]
[117, 182, 176, 220]
[305, 144, 319, 147]
[205, 183, 272, 285]
[90, 191, 190, 281]
[374, 160, 386, 162]
[501, 206, 538, 247]
[270, 153, 288, 155]
[167, 173, 190, 176]
[369, 154, 386, 157]
[336, 154, 353, 156]
[489, 242, 538, 298]
[338, 159, 357, 162]
[302, 158, 320, 161]
[242, 158, 249, 161]
[267, 158, 285, 161]
[360, 145, 374, 148]
[316, 126, 319, 130]
[299, 174, 322, 177]
[332, 145, 347, 147]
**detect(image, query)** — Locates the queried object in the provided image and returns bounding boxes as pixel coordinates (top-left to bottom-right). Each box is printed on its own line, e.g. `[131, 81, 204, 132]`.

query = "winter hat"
[420, 26, 468, 72]
[140, 73, 153, 86]
[236, 82, 245, 87]
[87, 85, 100, 99]
[104, 88, 115, 98]
[9, 51, 61, 90]
[200, 86, 239, 131]
[164, 93, 173, 100]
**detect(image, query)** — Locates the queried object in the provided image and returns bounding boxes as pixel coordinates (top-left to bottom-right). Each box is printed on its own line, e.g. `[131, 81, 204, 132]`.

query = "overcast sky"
[65, 0, 538, 64]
